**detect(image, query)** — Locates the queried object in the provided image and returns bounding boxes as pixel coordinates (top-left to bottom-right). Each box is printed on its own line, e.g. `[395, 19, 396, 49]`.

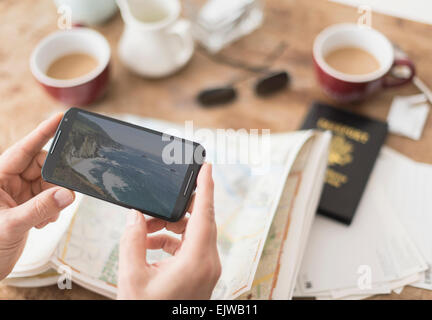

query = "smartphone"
[42, 108, 205, 222]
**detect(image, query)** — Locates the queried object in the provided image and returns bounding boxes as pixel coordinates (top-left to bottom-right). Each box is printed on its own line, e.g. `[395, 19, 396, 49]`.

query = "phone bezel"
[42, 107, 204, 222]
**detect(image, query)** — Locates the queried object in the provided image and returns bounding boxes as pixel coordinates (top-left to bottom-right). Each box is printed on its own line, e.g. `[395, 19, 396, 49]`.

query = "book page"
[237, 138, 314, 300]
[237, 132, 331, 300]
[3, 269, 60, 287]
[9, 193, 82, 277]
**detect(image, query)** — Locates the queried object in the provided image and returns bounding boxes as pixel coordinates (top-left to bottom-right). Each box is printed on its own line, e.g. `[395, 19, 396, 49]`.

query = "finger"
[35, 220, 49, 229]
[34, 211, 60, 229]
[21, 150, 47, 181]
[7, 187, 74, 233]
[166, 216, 189, 234]
[146, 234, 181, 255]
[119, 210, 148, 269]
[187, 193, 195, 213]
[146, 216, 190, 235]
[146, 217, 166, 233]
[31, 178, 56, 197]
[0, 113, 63, 174]
[49, 211, 60, 222]
[183, 163, 217, 256]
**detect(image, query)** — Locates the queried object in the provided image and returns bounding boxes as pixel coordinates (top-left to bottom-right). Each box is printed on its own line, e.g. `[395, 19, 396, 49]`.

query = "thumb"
[119, 210, 148, 270]
[184, 163, 216, 254]
[8, 187, 75, 233]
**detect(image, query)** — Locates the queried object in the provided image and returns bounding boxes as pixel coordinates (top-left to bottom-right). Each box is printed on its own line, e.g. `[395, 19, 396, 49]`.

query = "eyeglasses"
[198, 70, 290, 106]
[196, 42, 290, 107]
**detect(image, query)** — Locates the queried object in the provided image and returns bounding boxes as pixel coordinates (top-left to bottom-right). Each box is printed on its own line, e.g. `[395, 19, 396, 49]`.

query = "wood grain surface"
[0, 0, 431, 300]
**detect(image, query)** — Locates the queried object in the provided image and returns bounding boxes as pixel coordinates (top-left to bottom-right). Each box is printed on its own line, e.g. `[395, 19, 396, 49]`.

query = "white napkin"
[387, 94, 430, 140]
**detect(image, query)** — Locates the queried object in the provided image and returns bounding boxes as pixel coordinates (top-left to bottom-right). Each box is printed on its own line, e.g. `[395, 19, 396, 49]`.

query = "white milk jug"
[117, 0, 194, 78]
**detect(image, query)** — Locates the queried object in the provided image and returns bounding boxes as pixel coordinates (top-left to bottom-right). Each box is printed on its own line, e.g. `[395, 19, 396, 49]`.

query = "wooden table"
[0, 0, 431, 300]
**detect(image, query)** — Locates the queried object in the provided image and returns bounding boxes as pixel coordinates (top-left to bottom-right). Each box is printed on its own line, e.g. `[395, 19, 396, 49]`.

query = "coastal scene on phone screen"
[52, 112, 188, 217]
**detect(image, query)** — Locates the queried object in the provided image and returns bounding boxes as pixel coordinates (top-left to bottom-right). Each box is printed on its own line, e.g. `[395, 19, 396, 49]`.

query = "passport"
[301, 102, 388, 225]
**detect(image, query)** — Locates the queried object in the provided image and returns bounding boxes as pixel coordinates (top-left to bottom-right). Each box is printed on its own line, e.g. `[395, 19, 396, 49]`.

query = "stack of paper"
[294, 146, 429, 299]
[377, 148, 432, 291]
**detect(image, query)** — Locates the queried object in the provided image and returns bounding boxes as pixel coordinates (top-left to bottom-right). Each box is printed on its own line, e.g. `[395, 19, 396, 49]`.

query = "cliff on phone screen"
[52, 112, 188, 217]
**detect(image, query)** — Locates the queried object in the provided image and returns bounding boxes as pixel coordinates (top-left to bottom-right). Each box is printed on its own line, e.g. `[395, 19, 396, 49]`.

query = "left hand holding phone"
[0, 113, 75, 280]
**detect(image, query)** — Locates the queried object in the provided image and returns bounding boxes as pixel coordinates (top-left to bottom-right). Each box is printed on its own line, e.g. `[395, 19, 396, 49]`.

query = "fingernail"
[53, 189, 74, 208]
[127, 210, 140, 226]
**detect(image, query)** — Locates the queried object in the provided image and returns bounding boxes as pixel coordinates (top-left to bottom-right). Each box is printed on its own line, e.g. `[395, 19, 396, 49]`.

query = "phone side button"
[183, 170, 194, 196]
[50, 130, 62, 154]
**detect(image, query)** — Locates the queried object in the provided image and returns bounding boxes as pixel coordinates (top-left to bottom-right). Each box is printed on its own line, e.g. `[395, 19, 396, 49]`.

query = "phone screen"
[47, 110, 198, 219]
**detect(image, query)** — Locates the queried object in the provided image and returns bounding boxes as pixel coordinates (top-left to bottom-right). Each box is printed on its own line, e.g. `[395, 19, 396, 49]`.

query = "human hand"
[0, 113, 75, 280]
[118, 163, 221, 300]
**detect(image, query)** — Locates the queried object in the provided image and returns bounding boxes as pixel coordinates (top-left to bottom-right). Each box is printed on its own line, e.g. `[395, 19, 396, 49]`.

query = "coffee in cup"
[324, 46, 380, 76]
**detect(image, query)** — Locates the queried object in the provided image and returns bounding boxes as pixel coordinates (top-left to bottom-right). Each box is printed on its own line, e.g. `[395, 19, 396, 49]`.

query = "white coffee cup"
[54, 0, 118, 26]
[117, 0, 194, 78]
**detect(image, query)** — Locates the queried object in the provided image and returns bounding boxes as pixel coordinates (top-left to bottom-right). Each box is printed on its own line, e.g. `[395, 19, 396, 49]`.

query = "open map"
[49, 116, 315, 299]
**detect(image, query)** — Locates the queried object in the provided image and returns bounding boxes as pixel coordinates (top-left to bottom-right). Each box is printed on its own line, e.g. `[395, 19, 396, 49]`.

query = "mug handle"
[383, 58, 416, 88]
[167, 19, 194, 67]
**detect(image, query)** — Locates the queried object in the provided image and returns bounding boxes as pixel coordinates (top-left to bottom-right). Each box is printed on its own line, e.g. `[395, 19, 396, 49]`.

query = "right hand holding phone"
[117, 163, 221, 300]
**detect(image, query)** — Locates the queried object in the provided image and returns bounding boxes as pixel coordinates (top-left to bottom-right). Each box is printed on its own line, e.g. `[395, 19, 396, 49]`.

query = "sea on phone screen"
[52, 113, 188, 216]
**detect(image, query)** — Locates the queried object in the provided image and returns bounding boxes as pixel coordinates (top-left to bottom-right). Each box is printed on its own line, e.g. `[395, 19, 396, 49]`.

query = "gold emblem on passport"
[328, 135, 353, 166]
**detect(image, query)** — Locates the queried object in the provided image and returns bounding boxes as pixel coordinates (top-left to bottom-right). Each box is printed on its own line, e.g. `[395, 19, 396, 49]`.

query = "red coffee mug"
[313, 24, 415, 103]
[30, 28, 110, 106]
